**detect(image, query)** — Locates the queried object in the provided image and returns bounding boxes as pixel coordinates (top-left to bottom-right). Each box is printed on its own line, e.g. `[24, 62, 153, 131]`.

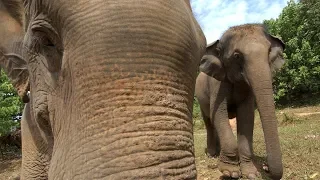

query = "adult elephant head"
[1, 0, 206, 179]
[199, 24, 285, 179]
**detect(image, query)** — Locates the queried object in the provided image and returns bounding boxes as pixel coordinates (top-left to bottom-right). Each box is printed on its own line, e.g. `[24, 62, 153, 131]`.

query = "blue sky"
[191, 0, 293, 44]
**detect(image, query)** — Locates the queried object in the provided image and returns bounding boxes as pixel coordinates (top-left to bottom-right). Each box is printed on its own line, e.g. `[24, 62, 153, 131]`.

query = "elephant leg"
[236, 94, 259, 179]
[20, 103, 52, 180]
[213, 83, 240, 178]
[202, 111, 220, 158]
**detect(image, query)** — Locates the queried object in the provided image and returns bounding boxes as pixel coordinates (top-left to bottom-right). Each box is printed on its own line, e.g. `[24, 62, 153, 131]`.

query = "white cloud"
[191, 0, 293, 44]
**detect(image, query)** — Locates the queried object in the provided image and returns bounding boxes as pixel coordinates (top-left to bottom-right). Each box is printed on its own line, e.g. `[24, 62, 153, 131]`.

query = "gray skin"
[0, 0, 206, 179]
[195, 24, 285, 180]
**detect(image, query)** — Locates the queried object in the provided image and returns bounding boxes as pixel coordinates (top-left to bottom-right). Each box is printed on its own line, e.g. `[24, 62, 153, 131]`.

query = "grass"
[280, 112, 303, 125]
[193, 98, 205, 131]
[193, 102, 320, 179]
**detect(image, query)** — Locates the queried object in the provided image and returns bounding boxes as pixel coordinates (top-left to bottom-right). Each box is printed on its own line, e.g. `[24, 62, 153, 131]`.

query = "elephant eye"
[28, 31, 56, 54]
[215, 48, 221, 57]
[29, 30, 62, 73]
[42, 36, 55, 47]
[233, 52, 241, 60]
[34, 31, 56, 48]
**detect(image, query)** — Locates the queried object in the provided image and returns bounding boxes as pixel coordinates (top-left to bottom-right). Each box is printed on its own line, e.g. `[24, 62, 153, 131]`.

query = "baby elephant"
[195, 24, 285, 180]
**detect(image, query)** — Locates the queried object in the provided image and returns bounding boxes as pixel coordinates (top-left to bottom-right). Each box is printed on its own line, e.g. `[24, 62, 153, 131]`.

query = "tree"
[0, 70, 23, 136]
[264, 0, 320, 104]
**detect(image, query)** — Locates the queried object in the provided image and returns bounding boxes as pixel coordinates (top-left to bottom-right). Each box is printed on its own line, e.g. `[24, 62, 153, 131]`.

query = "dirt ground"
[0, 106, 319, 180]
[0, 153, 21, 180]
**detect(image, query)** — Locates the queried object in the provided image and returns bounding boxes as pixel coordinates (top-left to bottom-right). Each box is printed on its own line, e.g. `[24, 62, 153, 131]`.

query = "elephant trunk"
[47, 1, 205, 179]
[58, 57, 198, 179]
[245, 53, 283, 179]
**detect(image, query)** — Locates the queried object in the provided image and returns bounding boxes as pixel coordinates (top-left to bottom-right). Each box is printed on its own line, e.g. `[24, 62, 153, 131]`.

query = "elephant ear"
[0, 0, 29, 102]
[199, 40, 226, 81]
[268, 35, 286, 75]
[0, 40, 30, 103]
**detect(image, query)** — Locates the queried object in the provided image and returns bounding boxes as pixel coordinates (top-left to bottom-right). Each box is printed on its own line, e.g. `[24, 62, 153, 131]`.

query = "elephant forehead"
[228, 23, 265, 34]
[220, 24, 267, 44]
[220, 32, 269, 53]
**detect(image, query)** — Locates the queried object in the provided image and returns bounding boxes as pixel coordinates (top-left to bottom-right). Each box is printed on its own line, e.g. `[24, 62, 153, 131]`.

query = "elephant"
[0, 0, 206, 179]
[195, 24, 285, 179]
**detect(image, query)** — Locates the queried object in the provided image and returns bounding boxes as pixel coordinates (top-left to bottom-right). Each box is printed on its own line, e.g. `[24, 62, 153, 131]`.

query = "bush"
[0, 71, 22, 136]
[193, 98, 205, 130]
[264, 0, 320, 105]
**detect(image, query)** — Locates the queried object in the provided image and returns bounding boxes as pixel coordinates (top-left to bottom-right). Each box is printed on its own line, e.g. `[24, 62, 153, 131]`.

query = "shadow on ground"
[0, 146, 21, 180]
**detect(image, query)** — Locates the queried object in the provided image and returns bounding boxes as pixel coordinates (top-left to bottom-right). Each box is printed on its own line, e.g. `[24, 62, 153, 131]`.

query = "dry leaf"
[310, 172, 319, 179]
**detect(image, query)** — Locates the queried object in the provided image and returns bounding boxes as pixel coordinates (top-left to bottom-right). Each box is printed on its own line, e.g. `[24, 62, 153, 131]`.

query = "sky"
[191, 0, 293, 44]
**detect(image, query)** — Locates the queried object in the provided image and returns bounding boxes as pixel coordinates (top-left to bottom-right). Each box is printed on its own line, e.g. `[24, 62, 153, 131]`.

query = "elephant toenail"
[222, 171, 231, 177]
[262, 163, 269, 172]
[231, 172, 239, 178]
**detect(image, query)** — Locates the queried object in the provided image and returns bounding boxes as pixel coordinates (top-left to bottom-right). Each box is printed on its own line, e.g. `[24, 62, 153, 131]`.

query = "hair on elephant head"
[1, 0, 206, 179]
[196, 24, 285, 180]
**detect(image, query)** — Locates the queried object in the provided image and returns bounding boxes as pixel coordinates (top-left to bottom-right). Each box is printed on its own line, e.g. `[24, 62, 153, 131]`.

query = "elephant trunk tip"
[264, 160, 283, 180]
[269, 173, 283, 180]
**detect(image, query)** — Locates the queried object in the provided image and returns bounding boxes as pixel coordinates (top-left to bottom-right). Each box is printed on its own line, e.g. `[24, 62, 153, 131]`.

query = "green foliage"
[193, 98, 205, 130]
[280, 112, 303, 125]
[264, 0, 320, 104]
[0, 71, 22, 136]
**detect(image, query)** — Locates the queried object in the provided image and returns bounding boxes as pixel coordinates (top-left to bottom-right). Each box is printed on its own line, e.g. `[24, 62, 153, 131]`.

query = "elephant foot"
[240, 161, 260, 179]
[218, 157, 240, 179]
[205, 148, 220, 158]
